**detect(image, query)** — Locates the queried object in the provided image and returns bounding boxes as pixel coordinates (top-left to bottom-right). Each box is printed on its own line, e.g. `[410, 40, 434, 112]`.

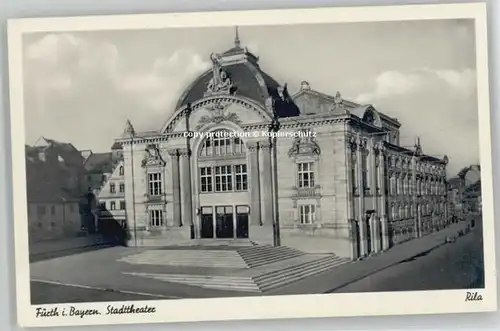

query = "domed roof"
[175, 28, 300, 118]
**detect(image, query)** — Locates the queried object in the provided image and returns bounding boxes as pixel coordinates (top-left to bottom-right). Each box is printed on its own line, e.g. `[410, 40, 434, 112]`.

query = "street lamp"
[269, 103, 281, 247]
[125, 119, 138, 247]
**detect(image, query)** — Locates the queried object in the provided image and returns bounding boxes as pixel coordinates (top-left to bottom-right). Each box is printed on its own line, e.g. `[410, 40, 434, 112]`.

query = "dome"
[175, 28, 300, 118]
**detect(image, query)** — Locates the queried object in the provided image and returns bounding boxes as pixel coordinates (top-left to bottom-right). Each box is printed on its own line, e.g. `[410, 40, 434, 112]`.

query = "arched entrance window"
[199, 129, 246, 157]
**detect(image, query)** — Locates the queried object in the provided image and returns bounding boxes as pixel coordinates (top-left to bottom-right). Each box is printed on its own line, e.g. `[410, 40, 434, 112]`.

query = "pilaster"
[168, 149, 182, 226]
[356, 135, 368, 256]
[378, 142, 389, 250]
[259, 140, 273, 225]
[248, 142, 262, 225]
[179, 148, 193, 229]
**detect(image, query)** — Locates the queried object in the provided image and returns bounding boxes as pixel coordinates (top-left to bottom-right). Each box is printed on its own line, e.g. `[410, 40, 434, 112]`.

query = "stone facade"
[114, 31, 449, 259]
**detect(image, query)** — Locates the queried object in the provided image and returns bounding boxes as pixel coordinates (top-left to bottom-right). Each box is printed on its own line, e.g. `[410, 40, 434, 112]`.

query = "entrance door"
[216, 206, 234, 238]
[200, 207, 214, 238]
[236, 205, 249, 238]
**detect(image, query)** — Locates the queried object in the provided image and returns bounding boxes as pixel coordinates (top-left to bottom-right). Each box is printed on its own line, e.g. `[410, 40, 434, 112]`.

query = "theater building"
[116, 30, 449, 259]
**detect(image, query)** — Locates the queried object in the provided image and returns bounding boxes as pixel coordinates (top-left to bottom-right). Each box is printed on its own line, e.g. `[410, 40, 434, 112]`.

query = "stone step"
[117, 250, 249, 268]
[238, 245, 305, 267]
[244, 251, 305, 268]
[123, 272, 260, 292]
[255, 256, 349, 291]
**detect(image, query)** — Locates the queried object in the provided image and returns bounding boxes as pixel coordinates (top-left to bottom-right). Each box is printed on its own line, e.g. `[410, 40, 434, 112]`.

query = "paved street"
[31, 281, 164, 305]
[335, 219, 484, 293]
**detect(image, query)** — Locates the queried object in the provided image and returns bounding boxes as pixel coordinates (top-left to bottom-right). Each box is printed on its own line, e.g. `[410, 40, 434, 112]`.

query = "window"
[110, 183, 116, 193]
[351, 165, 357, 195]
[361, 152, 369, 192]
[50, 205, 56, 215]
[119, 183, 125, 193]
[120, 201, 126, 210]
[234, 138, 244, 154]
[200, 138, 213, 156]
[299, 205, 316, 224]
[390, 176, 396, 195]
[200, 167, 213, 192]
[100, 202, 106, 210]
[215, 165, 233, 192]
[110, 201, 116, 210]
[119, 166, 124, 176]
[235, 164, 248, 191]
[214, 135, 232, 156]
[297, 162, 315, 188]
[148, 173, 162, 196]
[200, 131, 246, 157]
[150, 209, 163, 227]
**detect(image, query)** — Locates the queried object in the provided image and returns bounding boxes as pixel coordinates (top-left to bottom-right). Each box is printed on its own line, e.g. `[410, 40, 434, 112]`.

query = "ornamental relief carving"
[142, 144, 166, 167]
[288, 130, 321, 157]
[164, 97, 269, 134]
[195, 102, 243, 131]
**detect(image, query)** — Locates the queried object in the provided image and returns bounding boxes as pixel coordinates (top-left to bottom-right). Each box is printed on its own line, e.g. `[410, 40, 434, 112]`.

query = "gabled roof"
[84, 152, 113, 174]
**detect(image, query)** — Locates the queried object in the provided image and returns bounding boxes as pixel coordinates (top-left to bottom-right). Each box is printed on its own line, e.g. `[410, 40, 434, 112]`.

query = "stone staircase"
[122, 246, 350, 293]
[237, 245, 305, 268]
[118, 249, 249, 268]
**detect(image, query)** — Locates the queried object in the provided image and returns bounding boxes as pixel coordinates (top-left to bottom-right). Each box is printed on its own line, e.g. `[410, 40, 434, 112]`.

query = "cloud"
[24, 33, 120, 95]
[23, 33, 210, 151]
[355, 68, 476, 104]
[118, 49, 210, 115]
[354, 68, 478, 176]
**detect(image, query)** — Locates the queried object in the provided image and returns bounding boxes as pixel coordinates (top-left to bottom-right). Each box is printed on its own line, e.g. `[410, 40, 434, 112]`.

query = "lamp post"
[268, 104, 281, 247]
[125, 119, 137, 247]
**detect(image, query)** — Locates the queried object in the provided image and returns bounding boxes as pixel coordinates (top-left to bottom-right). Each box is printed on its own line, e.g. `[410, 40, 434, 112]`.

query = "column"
[259, 141, 273, 224]
[378, 143, 389, 251]
[168, 149, 182, 226]
[346, 137, 358, 259]
[179, 148, 193, 229]
[357, 136, 368, 256]
[248, 142, 262, 225]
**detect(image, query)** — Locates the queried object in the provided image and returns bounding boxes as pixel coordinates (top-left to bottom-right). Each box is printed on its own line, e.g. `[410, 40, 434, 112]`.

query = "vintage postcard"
[7, 2, 497, 328]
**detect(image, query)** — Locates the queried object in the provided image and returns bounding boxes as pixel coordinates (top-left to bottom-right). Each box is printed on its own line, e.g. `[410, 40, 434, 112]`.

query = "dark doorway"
[365, 212, 374, 254]
[236, 205, 249, 238]
[200, 206, 214, 238]
[216, 206, 234, 238]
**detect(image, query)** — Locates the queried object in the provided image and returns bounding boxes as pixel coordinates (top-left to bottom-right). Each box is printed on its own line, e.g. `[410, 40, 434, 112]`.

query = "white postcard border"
[7, 3, 497, 327]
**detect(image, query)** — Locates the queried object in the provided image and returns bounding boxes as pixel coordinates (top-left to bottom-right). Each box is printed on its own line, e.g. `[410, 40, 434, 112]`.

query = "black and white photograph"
[7, 3, 497, 327]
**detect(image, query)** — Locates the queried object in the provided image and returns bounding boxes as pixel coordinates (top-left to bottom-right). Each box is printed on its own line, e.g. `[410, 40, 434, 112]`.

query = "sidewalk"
[29, 234, 105, 256]
[269, 221, 473, 295]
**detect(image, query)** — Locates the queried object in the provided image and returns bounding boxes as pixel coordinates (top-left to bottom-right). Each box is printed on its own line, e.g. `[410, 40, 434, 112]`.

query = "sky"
[22, 19, 478, 176]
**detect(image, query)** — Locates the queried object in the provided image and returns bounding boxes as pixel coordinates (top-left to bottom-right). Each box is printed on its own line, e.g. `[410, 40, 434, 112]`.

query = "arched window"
[119, 166, 124, 176]
[199, 130, 246, 157]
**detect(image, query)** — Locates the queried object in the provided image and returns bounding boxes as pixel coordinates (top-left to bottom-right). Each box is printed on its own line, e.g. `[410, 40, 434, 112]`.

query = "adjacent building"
[93, 142, 127, 229]
[447, 165, 481, 218]
[25, 137, 86, 242]
[115, 29, 449, 259]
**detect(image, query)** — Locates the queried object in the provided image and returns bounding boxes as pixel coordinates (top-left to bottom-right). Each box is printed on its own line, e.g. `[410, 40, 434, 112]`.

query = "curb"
[325, 225, 472, 293]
